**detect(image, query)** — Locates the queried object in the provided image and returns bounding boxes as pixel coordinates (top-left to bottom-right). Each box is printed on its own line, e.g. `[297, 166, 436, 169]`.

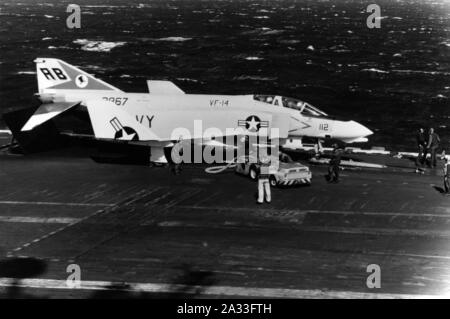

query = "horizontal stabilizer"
[146, 80, 185, 95]
[86, 99, 161, 141]
[21, 101, 80, 131]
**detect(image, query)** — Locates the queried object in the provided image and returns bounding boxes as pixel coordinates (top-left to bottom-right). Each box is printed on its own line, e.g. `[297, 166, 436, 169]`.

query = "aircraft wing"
[270, 113, 290, 139]
[86, 98, 290, 148]
[149, 110, 290, 141]
[175, 111, 290, 153]
[21, 101, 80, 131]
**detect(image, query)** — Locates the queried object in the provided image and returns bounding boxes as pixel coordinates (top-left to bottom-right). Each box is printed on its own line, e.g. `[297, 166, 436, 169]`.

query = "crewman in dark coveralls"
[427, 128, 440, 168]
[415, 128, 427, 168]
[327, 143, 343, 183]
[171, 137, 184, 175]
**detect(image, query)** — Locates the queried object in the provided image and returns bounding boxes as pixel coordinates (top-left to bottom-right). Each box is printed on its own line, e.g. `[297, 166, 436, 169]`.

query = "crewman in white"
[257, 156, 271, 204]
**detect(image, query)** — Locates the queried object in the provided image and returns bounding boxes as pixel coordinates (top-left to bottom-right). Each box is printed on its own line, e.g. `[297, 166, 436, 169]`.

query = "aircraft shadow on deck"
[89, 264, 216, 299]
[0, 256, 217, 299]
[0, 257, 48, 299]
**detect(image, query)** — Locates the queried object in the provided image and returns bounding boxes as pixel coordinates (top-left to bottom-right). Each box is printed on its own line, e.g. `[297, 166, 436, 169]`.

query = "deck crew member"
[327, 143, 343, 183]
[415, 128, 427, 168]
[257, 156, 271, 204]
[444, 157, 450, 193]
[427, 128, 440, 168]
[170, 136, 184, 175]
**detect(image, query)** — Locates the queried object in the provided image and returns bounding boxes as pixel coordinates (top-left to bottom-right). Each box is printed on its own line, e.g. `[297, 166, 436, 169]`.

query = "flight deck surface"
[0, 144, 449, 298]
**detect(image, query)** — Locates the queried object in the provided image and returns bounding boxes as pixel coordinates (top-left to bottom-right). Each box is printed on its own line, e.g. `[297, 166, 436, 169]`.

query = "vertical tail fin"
[35, 58, 122, 93]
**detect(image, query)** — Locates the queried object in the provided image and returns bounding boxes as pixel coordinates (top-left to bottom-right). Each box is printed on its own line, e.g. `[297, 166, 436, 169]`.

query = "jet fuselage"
[38, 90, 372, 143]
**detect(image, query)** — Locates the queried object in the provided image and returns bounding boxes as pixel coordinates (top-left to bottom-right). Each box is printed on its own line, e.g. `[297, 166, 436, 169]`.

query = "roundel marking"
[75, 74, 89, 88]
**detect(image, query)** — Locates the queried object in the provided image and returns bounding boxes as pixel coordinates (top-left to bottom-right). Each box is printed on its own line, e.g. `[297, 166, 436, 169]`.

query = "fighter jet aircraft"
[20, 58, 373, 163]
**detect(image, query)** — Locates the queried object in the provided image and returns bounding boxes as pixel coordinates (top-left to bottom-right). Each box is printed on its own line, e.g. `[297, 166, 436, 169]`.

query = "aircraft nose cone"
[353, 121, 373, 137]
[333, 120, 373, 139]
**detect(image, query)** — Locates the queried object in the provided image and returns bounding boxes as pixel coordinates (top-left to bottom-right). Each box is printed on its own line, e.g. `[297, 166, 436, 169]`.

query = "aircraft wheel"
[269, 176, 277, 187]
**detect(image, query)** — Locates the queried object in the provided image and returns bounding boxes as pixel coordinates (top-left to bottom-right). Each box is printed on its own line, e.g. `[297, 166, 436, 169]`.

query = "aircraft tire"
[269, 176, 277, 187]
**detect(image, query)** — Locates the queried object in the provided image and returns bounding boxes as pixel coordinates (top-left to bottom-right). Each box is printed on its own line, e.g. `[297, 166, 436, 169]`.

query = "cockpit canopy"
[254, 94, 328, 117]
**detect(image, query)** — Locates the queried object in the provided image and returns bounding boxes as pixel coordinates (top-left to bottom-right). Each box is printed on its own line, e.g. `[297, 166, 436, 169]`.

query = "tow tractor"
[235, 153, 312, 187]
